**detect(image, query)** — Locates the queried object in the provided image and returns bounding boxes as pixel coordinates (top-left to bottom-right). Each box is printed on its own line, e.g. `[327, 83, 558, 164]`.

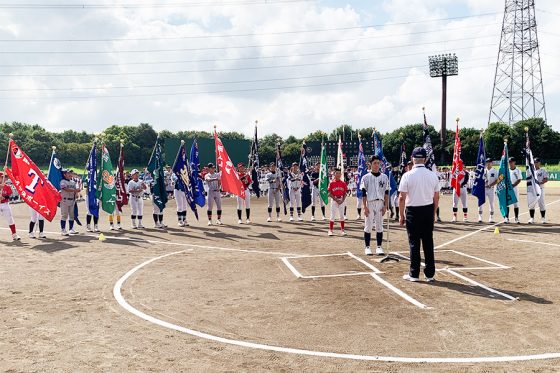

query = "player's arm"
[513, 171, 521, 187]
[398, 192, 406, 226]
[340, 183, 348, 204]
[542, 171, 549, 185]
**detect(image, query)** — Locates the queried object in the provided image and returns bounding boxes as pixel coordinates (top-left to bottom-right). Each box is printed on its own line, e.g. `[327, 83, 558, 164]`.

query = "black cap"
[407, 161, 413, 165]
[292, 162, 298, 166]
[486, 158, 492, 163]
[412, 147, 427, 158]
[207, 163, 215, 168]
[534, 157, 541, 163]
[269, 162, 276, 167]
[508, 157, 515, 163]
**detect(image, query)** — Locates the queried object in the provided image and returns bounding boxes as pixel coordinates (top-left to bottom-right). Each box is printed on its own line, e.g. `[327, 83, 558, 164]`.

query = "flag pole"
[3, 133, 13, 183]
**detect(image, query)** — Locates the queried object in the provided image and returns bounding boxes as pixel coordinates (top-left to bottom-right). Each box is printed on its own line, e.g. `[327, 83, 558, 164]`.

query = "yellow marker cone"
[98, 233, 106, 241]
[494, 227, 500, 235]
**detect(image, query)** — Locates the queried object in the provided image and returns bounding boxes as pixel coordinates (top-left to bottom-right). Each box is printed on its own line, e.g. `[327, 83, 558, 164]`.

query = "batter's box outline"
[281, 252, 383, 279]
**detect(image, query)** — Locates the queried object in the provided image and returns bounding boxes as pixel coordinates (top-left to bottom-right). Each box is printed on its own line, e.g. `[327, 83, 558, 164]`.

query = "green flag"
[96, 145, 116, 214]
[319, 142, 329, 205]
[496, 142, 517, 218]
[147, 136, 168, 211]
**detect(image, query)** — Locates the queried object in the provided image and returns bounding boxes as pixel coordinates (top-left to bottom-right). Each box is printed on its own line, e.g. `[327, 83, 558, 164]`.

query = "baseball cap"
[508, 157, 515, 162]
[237, 162, 245, 168]
[292, 162, 298, 166]
[534, 157, 541, 163]
[207, 163, 215, 168]
[412, 147, 427, 159]
[131, 169, 140, 175]
[486, 158, 493, 163]
[269, 162, 276, 167]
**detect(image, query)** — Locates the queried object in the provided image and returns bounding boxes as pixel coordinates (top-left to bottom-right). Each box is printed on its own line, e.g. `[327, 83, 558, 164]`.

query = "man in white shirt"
[479, 159, 498, 223]
[398, 147, 440, 282]
[507, 157, 522, 224]
[530, 158, 549, 224]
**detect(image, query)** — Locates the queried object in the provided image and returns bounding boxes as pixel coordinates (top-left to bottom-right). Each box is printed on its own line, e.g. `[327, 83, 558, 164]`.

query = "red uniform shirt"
[1, 184, 12, 204]
[328, 179, 348, 198]
[238, 171, 253, 190]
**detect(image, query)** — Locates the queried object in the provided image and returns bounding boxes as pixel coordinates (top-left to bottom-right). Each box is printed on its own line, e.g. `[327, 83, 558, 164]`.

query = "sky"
[0, 0, 559, 138]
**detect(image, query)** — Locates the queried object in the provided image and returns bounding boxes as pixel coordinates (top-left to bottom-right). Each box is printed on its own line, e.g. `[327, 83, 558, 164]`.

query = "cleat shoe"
[117, 223, 122, 230]
[328, 230, 334, 236]
[340, 230, 347, 236]
[207, 221, 212, 226]
[12, 233, 21, 241]
[365, 247, 373, 256]
[109, 224, 115, 230]
[356, 215, 361, 220]
[321, 216, 326, 221]
[297, 216, 303, 221]
[137, 223, 144, 229]
[289, 216, 294, 222]
[542, 218, 547, 224]
[38, 232, 46, 239]
[528, 218, 534, 224]
[403, 274, 420, 282]
[451, 216, 457, 223]
[86, 224, 92, 232]
[215, 220, 222, 225]
[463, 217, 468, 222]
[93, 225, 99, 232]
[184, 221, 189, 227]
[478, 215, 483, 223]
[426, 277, 435, 283]
[155, 222, 161, 228]
[69, 229, 78, 235]
[436, 217, 442, 223]
[238, 219, 242, 224]
[277, 217, 282, 222]
[504, 218, 510, 224]
[267, 217, 272, 222]
[376, 246, 385, 256]
[61, 229, 69, 236]
[29, 232, 35, 239]
[515, 218, 520, 224]
[489, 216, 495, 223]
[246, 219, 251, 224]
[311, 216, 316, 221]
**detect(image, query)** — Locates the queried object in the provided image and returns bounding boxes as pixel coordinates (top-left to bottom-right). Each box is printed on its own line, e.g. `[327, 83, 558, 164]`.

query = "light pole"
[429, 53, 458, 165]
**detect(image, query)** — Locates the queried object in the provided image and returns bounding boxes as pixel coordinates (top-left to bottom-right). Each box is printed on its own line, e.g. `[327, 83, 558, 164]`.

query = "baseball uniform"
[360, 171, 390, 251]
[265, 170, 282, 220]
[127, 178, 145, 228]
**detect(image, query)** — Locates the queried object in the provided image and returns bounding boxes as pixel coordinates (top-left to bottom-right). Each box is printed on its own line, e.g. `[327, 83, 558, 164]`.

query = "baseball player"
[0, 173, 20, 241]
[127, 169, 146, 229]
[60, 169, 80, 236]
[327, 168, 348, 236]
[361, 156, 390, 256]
[85, 189, 100, 233]
[310, 163, 326, 221]
[151, 183, 167, 230]
[529, 158, 548, 224]
[108, 208, 123, 230]
[172, 173, 189, 227]
[452, 170, 469, 222]
[287, 162, 304, 222]
[478, 158, 498, 223]
[205, 163, 222, 226]
[265, 162, 282, 222]
[237, 163, 252, 224]
[507, 157, 522, 224]
[28, 207, 46, 239]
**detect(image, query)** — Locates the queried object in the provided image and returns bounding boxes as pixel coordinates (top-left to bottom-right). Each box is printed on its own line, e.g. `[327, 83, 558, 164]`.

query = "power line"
[0, 0, 314, 9]
[0, 14, 501, 42]
[0, 34, 497, 54]
[0, 42, 498, 68]
[0, 64, 494, 100]
[0, 52, 497, 78]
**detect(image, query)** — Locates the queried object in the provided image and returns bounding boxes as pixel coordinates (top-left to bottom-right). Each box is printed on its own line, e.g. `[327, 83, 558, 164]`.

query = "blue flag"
[472, 134, 486, 207]
[299, 141, 311, 213]
[173, 141, 199, 220]
[189, 139, 206, 208]
[276, 142, 289, 215]
[86, 141, 99, 218]
[47, 148, 63, 191]
[373, 132, 397, 196]
[496, 142, 518, 217]
[356, 138, 367, 198]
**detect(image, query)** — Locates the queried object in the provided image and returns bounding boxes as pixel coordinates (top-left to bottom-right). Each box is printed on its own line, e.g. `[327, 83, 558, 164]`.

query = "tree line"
[0, 117, 556, 168]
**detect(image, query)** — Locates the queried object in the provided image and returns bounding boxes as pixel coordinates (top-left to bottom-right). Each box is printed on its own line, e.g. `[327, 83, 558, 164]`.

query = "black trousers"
[405, 204, 436, 278]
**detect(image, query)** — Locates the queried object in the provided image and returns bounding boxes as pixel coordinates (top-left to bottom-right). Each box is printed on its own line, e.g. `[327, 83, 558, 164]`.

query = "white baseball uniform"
[509, 167, 522, 208]
[534, 168, 548, 211]
[360, 172, 389, 233]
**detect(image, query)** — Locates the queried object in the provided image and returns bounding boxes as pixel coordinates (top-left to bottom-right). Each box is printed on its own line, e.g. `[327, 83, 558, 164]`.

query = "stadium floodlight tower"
[429, 53, 459, 165]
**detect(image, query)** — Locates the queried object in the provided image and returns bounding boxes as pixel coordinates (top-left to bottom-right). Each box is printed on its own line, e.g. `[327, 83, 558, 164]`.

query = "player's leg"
[275, 191, 282, 221]
[137, 197, 145, 228]
[363, 201, 374, 255]
[513, 188, 520, 223]
[215, 193, 222, 224]
[405, 207, 422, 279]
[488, 189, 495, 222]
[245, 192, 251, 223]
[61, 201, 69, 234]
[174, 189, 182, 226]
[452, 192, 459, 222]
[328, 199, 337, 235]
[207, 191, 214, 225]
[338, 201, 346, 234]
[288, 189, 295, 220]
[356, 197, 362, 220]
[68, 201, 76, 233]
[311, 188, 317, 220]
[373, 201, 385, 255]
[296, 190, 303, 221]
[29, 208, 38, 238]
[420, 205, 436, 280]
[539, 188, 547, 223]
[2, 204, 19, 240]
[267, 190, 273, 221]
[236, 195, 244, 223]
[461, 188, 468, 222]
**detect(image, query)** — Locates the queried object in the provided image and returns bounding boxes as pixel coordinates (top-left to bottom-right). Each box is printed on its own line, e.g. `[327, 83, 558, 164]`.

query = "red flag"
[5, 139, 61, 221]
[214, 131, 246, 198]
[115, 142, 128, 212]
[450, 120, 465, 197]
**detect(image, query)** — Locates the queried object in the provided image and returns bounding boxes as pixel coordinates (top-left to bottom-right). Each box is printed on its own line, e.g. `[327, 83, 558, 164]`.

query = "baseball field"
[1, 189, 560, 372]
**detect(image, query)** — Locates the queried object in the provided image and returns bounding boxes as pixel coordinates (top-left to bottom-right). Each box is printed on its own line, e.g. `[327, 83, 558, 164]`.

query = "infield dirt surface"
[2, 189, 560, 372]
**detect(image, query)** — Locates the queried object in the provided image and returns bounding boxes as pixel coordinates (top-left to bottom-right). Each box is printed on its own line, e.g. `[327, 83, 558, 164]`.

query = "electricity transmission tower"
[489, 0, 547, 125]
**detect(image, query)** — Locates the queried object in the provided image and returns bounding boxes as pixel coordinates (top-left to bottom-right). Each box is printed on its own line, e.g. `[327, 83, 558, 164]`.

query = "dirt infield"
[2, 190, 560, 372]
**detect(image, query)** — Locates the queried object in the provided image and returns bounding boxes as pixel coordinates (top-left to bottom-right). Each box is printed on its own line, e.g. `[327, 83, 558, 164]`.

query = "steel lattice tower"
[489, 0, 547, 124]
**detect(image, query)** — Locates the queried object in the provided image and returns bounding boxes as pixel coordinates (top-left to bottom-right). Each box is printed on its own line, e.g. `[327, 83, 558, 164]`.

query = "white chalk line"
[507, 239, 560, 248]
[114, 250, 560, 363]
[444, 269, 517, 301]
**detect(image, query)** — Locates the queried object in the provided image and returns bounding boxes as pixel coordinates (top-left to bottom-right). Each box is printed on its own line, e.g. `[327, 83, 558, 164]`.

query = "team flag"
[422, 107, 437, 172]
[450, 120, 465, 197]
[318, 141, 329, 205]
[47, 147, 63, 191]
[299, 141, 311, 213]
[336, 136, 344, 175]
[214, 130, 245, 198]
[86, 141, 100, 218]
[525, 131, 542, 209]
[496, 142, 518, 217]
[189, 139, 206, 207]
[373, 131, 397, 195]
[5, 139, 61, 221]
[147, 136, 168, 211]
[249, 123, 261, 198]
[276, 142, 289, 215]
[173, 140, 199, 220]
[472, 133, 486, 207]
[96, 145, 116, 214]
[115, 141, 128, 212]
[398, 142, 407, 182]
[356, 135, 367, 199]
